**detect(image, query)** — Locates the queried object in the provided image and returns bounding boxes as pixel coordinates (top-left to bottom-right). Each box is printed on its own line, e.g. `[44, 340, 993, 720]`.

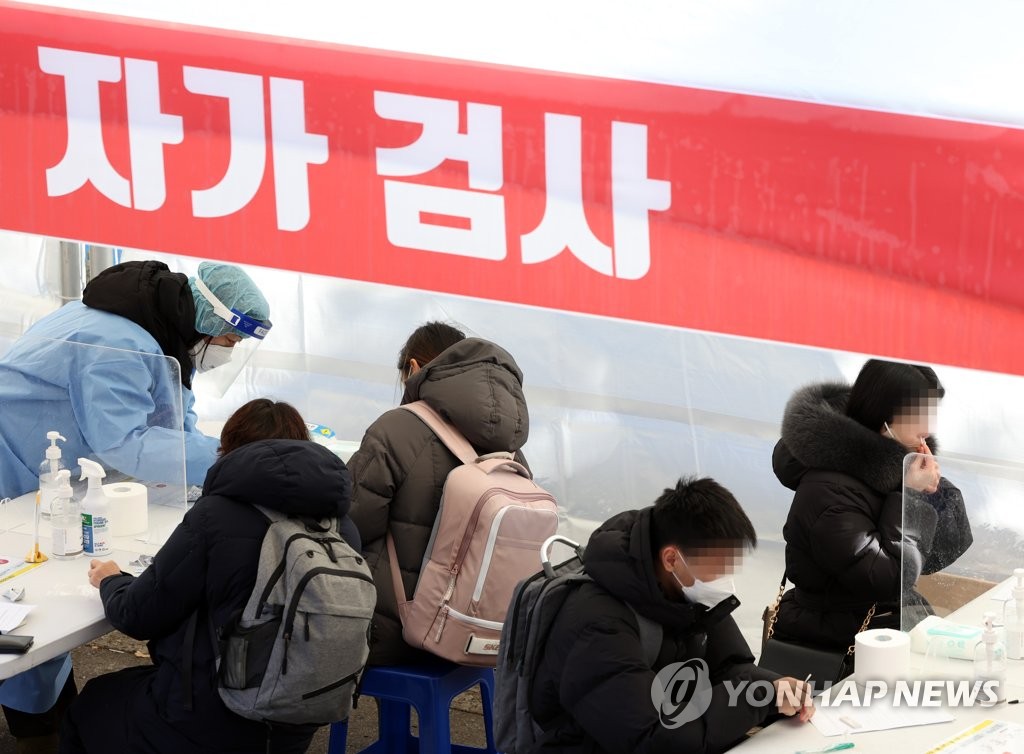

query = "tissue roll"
[854, 628, 912, 688]
[102, 482, 148, 536]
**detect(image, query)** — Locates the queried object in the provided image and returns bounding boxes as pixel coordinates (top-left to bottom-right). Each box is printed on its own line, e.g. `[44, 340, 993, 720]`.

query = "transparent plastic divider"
[0, 335, 188, 548]
[901, 453, 1024, 664]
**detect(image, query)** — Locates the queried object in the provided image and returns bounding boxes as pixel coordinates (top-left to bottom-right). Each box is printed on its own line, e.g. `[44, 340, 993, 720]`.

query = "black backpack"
[493, 536, 662, 754]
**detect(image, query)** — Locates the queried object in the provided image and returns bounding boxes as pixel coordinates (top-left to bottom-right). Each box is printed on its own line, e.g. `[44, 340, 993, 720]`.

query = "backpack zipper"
[281, 567, 373, 675]
[255, 533, 348, 616]
[301, 670, 360, 700]
[283, 567, 374, 640]
[446, 490, 554, 597]
[434, 605, 504, 642]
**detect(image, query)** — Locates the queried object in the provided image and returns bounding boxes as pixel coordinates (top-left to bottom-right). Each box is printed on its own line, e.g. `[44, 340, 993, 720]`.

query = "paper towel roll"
[103, 482, 148, 537]
[855, 628, 912, 688]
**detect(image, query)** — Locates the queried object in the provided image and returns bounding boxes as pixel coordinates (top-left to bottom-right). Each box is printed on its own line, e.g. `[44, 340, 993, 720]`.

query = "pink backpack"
[386, 401, 559, 666]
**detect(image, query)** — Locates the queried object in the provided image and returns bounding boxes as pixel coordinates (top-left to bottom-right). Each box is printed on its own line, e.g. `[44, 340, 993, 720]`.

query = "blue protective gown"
[0, 301, 219, 499]
[0, 302, 219, 714]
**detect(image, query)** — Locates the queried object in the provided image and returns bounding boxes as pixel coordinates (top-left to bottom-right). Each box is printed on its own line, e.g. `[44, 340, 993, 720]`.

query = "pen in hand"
[796, 673, 813, 722]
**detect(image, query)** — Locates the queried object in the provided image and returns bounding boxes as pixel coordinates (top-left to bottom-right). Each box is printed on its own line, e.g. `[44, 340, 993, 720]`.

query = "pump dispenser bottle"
[1004, 568, 1024, 660]
[50, 470, 83, 560]
[974, 612, 1006, 705]
[78, 459, 110, 557]
[38, 432, 67, 519]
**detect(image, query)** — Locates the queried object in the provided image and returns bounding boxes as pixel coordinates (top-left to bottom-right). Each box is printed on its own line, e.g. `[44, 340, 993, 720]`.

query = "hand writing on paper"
[906, 442, 940, 494]
[774, 677, 815, 722]
[88, 559, 122, 589]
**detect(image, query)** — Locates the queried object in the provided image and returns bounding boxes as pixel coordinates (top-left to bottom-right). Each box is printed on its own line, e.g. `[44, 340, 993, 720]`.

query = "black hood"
[202, 440, 352, 519]
[401, 338, 529, 453]
[774, 381, 939, 494]
[584, 509, 734, 633]
[82, 260, 201, 389]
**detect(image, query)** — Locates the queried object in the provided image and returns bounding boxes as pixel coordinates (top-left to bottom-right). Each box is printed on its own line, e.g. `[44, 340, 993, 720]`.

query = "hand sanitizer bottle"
[973, 612, 1006, 705]
[37, 432, 67, 519]
[49, 470, 82, 560]
[78, 459, 110, 557]
[1004, 568, 1024, 660]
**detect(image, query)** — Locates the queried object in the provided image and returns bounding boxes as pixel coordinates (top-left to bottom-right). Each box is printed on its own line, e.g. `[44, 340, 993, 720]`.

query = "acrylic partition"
[0, 335, 190, 547]
[901, 453, 1024, 653]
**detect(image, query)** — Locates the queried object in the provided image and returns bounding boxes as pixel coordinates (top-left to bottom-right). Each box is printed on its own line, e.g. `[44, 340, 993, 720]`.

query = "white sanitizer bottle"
[1004, 568, 1024, 661]
[973, 612, 1006, 705]
[78, 459, 111, 557]
[37, 431, 67, 519]
[49, 470, 83, 560]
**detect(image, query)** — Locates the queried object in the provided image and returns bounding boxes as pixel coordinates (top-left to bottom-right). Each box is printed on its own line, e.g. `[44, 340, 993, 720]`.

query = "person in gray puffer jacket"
[348, 323, 530, 665]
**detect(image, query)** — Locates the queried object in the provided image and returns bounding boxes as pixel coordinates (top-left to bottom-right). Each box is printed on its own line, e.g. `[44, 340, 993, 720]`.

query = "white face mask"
[671, 550, 735, 608]
[190, 341, 234, 373]
[884, 422, 926, 451]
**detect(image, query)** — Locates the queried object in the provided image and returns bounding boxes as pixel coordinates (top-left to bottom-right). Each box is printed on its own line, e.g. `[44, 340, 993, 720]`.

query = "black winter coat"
[772, 382, 973, 650]
[348, 338, 529, 665]
[530, 509, 781, 754]
[95, 440, 360, 753]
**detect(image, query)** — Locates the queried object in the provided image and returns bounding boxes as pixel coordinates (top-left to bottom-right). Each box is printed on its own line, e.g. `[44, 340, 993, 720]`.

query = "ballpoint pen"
[795, 744, 855, 754]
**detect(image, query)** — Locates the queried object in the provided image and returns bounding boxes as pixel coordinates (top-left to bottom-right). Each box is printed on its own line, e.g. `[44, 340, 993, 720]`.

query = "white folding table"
[0, 491, 184, 680]
[735, 575, 1024, 752]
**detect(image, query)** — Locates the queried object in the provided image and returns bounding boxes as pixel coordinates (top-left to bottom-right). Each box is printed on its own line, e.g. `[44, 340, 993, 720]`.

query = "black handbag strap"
[765, 571, 876, 656]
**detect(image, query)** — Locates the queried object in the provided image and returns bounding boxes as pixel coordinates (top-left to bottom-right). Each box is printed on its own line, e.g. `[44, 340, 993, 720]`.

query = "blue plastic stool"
[327, 661, 498, 754]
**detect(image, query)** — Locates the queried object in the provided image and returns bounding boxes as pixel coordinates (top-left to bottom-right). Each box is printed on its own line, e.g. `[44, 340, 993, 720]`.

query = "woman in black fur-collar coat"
[771, 360, 972, 651]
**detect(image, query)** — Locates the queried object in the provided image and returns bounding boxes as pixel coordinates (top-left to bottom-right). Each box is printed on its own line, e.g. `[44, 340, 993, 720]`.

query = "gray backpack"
[215, 507, 377, 725]
[493, 536, 663, 754]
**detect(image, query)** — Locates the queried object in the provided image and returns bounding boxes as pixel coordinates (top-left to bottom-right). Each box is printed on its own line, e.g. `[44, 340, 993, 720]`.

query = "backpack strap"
[401, 401, 479, 466]
[181, 611, 199, 713]
[385, 532, 408, 604]
[254, 505, 286, 524]
[628, 605, 664, 668]
[180, 607, 222, 713]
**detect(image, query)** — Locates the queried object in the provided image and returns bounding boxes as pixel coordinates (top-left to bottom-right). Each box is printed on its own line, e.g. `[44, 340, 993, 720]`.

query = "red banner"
[1, 2, 1023, 374]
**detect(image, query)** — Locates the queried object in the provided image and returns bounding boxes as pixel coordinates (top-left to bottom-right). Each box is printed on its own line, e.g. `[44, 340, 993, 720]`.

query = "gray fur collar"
[778, 382, 937, 494]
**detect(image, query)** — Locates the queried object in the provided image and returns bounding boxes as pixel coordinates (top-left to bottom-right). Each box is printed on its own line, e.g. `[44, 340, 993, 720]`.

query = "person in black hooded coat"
[771, 360, 973, 651]
[60, 422, 361, 753]
[529, 478, 813, 754]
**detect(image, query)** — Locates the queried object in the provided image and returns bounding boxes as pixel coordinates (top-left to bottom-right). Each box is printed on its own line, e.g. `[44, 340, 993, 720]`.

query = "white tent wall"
[0, 233, 63, 348]
[4, 230, 1022, 648]
[200, 283, 1024, 645]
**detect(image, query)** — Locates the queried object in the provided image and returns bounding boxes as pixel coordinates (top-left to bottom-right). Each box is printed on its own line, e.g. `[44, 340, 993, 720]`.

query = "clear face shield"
[189, 277, 272, 398]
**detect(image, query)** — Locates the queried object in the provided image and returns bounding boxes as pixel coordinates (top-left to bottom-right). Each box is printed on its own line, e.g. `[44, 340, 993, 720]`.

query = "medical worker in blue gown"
[0, 259, 271, 753]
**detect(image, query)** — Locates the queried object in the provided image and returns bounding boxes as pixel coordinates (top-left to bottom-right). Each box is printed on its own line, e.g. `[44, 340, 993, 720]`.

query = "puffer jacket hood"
[82, 260, 201, 389]
[203, 439, 353, 519]
[585, 508, 736, 633]
[774, 381, 938, 495]
[401, 337, 528, 453]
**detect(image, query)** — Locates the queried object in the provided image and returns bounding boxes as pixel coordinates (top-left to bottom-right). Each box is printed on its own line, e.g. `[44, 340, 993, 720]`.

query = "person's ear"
[408, 358, 421, 376]
[660, 545, 680, 573]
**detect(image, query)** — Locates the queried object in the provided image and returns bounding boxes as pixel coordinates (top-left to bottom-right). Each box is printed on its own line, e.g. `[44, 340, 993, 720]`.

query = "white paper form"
[924, 719, 1024, 753]
[810, 690, 955, 737]
[0, 603, 34, 634]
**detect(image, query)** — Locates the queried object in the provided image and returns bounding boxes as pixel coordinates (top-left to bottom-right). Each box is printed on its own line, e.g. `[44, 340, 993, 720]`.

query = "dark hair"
[846, 359, 945, 432]
[650, 476, 757, 553]
[219, 399, 309, 456]
[397, 321, 466, 378]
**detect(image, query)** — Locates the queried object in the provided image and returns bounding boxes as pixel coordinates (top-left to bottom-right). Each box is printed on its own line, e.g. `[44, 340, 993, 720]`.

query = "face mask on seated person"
[671, 549, 735, 608]
[190, 341, 235, 373]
